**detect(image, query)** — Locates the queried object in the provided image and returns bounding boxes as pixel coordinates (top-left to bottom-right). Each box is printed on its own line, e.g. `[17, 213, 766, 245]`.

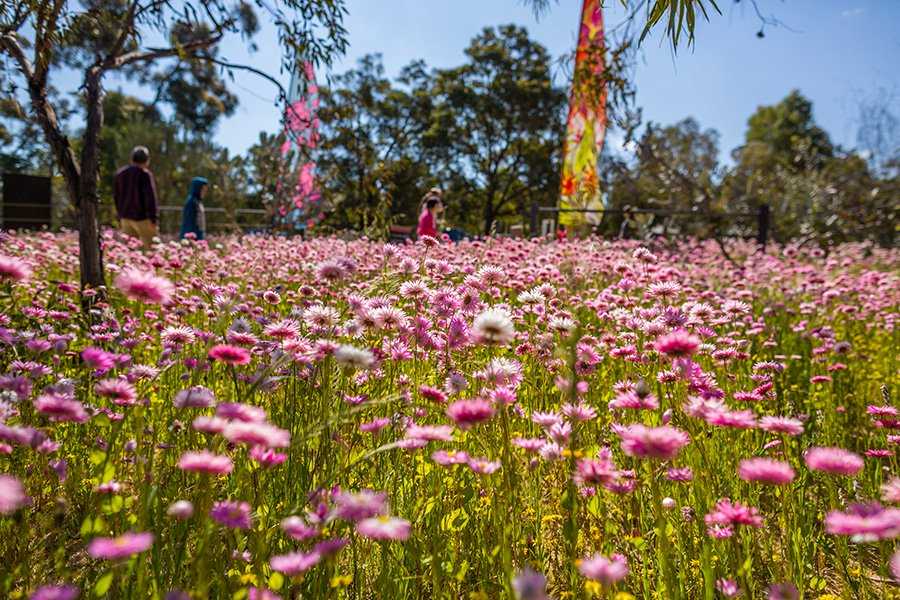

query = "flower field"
[0, 232, 898, 600]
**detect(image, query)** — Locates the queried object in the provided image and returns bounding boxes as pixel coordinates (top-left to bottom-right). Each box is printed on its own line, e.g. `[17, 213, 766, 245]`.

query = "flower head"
[114, 270, 173, 304]
[804, 447, 864, 476]
[208, 344, 251, 366]
[654, 329, 700, 358]
[210, 500, 253, 529]
[269, 550, 321, 575]
[446, 399, 495, 429]
[0, 474, 26, 514]
[577, 553, 628, 586]
[28, 585, 79, 600]
[356, 516, 411, 541]
[473, 308, 515, 345]
[178, 451, 233, 476]
[738, 458, 795, 485]
[87, 532, 153, 560]
[618, 424, 690, 460]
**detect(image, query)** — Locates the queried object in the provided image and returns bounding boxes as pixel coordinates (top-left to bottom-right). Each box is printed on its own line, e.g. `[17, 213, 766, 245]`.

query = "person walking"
[417, 188, 444, 241]
[179, 177, 209, 241]
[114, 146, 159, 247]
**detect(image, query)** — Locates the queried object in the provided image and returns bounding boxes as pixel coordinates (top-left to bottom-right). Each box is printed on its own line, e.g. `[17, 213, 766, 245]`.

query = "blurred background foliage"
[1, 25, 896, 246]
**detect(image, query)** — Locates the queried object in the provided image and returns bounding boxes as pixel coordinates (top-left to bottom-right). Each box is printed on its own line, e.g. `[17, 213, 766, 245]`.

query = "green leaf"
[79, 516, 93, 537]
[101, 463, 116, 483]
[455, 560, 469, 582]
[268, 572, 284, 591]
[89, 451, 106, 465]
[94, 572, 114, 596]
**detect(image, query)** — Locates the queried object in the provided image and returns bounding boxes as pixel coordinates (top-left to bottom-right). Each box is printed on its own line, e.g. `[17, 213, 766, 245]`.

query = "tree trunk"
[482, 192, 496, 236]
[24, 69, 106, 300]
[77, 69, 107, 296]
[25, 77, 80, 208]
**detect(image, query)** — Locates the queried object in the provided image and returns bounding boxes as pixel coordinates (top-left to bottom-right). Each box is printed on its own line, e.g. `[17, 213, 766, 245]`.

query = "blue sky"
[99, 0, 899, 162]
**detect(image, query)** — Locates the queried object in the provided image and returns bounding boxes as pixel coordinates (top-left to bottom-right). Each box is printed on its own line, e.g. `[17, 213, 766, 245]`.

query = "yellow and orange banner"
[559, 0, 607, 228]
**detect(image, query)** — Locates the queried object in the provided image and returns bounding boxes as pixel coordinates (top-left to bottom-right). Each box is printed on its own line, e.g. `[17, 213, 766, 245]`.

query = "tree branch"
[111, 32, 224, 69]
[102, 0, 141, 69]
[0, 33, 35, 81]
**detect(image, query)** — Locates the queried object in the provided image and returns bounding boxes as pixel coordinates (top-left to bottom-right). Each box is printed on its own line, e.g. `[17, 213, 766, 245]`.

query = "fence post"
[756, 204, 770, 248]
[529, 201, 539, 237]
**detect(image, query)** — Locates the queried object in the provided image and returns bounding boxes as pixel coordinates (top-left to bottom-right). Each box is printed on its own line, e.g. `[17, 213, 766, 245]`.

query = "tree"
[315, 55, 436, 235]
[744, 90, 833, 170]
[427, 25, 566, 234]
[602, 118, 724, 238]
[0, 1, 347, 300]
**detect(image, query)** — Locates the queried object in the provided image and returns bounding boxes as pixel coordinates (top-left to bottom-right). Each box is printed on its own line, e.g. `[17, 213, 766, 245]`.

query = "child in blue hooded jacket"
[180, 177, 208, 240]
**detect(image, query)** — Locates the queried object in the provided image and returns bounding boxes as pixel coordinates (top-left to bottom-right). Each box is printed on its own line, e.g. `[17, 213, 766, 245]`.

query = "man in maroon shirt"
[114, 146, 159, 247]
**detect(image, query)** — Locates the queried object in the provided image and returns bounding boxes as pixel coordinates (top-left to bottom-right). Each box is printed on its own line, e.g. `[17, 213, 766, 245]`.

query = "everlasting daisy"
[804, 447, 864, 476]
[473, 308, 515, 345]
[405, 424, 454, 442]
[93, 379, 138, 406]
[618, 424, 690, 460]
[28, 584, 79, 600]
[173, 386, 216, 409]
[0, 255, 32, 282]
[208, 344, 251, 366]
[577, 553, 628, 586]
[87, 532, 153, 560]
[210, 500, 253, 529]
[269, 550, 321, 575]
[333, 345, 375, 369]
[446, 399, 495, 429]
[824, 502, 900, 541]
[758, 416, 804, 436]
[281, 516, 318, 540]
[333, 490, 387, 521]
[222, 421, 290, 449]
[738, 458, 795, 485]
[653, 329, 700, 358]
[114, 271, 173, 304]
[177, 451, 233, 476]
[511, 568, 549, 600]
[0, 474, 26, 514]
[356, 516, 411, 541]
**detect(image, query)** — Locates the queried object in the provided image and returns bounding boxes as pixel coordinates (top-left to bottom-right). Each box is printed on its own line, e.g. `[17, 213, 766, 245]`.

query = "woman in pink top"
[417, 190, 444, 240]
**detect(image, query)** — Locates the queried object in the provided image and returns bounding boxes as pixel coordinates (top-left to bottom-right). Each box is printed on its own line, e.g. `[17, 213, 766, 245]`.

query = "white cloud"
[841, 8, 865, 18]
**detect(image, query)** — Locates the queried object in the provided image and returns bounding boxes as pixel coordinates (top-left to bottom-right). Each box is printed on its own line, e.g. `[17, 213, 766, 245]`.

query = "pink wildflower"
[759, 416, 804, 436]
[738, 458, 795, 485]
[446, 399, 495, 429]
[0, 474, 26, 514]
[618, 424, 690, 460]
[114, 270, 173, 304]
[270, 550, 321, 575]
[334, 490, 387, 521]
[87, 532, 153, 560]
[208, 344, 251, 365]
[174, 386, 216, 409]
[178, 451, 233, 475]
[210, 500, 253, 529]
[704, 498, 764, 536]
[93, 379, 138, 406]
[653, 329, 700, 358]
[222, 421, 290, 448]
[356, 516, 411, 541]
[577, 553, 629, 586]
[824, 503, 900, 541]
[804, 447, 864, 476]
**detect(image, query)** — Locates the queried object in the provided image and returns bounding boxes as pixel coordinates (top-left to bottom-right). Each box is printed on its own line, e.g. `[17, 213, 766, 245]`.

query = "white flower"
[473, 308, 515, 345]
[334, 345, 375, 369]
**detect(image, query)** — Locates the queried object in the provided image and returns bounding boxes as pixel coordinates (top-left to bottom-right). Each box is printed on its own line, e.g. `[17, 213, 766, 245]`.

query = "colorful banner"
[559, 0, 607, 228]
[275, 61, 323, 232]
